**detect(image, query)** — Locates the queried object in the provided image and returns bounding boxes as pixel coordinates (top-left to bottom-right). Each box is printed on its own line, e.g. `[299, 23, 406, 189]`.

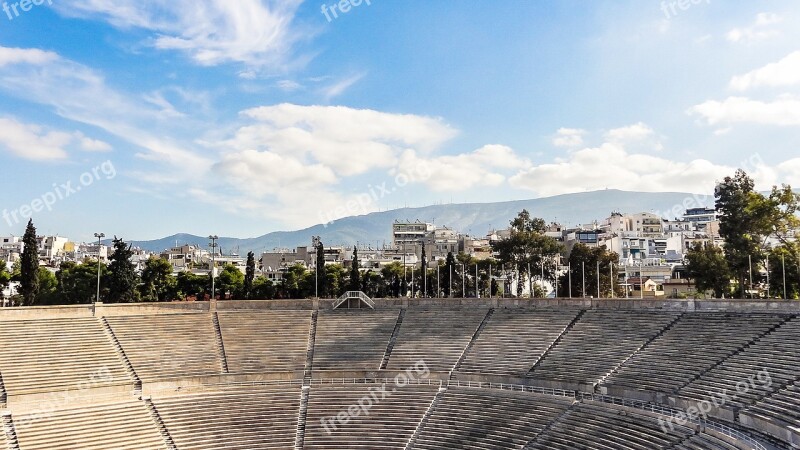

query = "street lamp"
[93, 233, 104, 305]
[209, 235, 219, 300]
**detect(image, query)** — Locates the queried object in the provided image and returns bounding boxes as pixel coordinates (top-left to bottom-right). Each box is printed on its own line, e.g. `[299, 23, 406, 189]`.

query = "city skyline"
[1, 1, 799, 242]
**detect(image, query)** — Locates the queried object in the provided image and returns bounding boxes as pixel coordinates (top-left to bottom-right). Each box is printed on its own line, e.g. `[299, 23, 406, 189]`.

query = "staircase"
[100, 317, 142, 397]
[334, 291, 375, 309]
[1, 411, 20, 450]
[404, 386, 446, 450]
[528, 309, 586, 374]
[0, 370, 7, 409]
[380, 309, 406, 370]
[294, 386, 310, 450]
[303, 311, 319, 386]
[450, 308, 495, 378]
[212, 312, 229, 373]
[597, 313, 685, 387]
[676, 315, 796, 393]
[143, 397, 178, 450]
[521, 401, 577, 449]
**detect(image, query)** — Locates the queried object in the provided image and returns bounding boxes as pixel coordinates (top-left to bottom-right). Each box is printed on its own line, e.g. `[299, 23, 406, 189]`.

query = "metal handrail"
[334, 291, 375, 309]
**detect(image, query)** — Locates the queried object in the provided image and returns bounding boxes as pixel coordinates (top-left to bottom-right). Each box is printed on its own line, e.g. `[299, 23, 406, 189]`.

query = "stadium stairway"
[676, 315, 796, 399]
[143, 396, 177, 450]
[99, 317, 142, 397]
[595, 312, 686, 387]
[449, 308, 495, 379]
[527, 309, 586, 372]
[380, 308, 406, 370]
[0, 370, 6, 409]
[212, 312, 229, 374]
[2, 410, 20, 450]
[521, 401, 578, 449]
[404, 386, 447, 450]
[304, 311, 319, 386]
[295, 386, 310, 450]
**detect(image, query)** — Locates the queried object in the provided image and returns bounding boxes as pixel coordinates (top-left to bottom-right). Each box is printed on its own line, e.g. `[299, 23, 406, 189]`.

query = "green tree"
[380, 262, 404, 298]
[56, 260, 107, 304]
[218, 264, 245, 299]
[36, 269, 59, 304]
[20, 219, 39, 306]
[176, 271, 208, 300]
[325, 264, 347, 298]
[251, 276, 275, 299]
[493, 210, 564, 297]
[685, 243, 731, 298]
[768, 243, 800, 299]
[559, 244, 621, 298]
[140, 256, 176, 302]
[349, 246, 360, 291]
[106, 237, 139, 303]
[0, 261, 10, 305]
[243, 252, 256, 299]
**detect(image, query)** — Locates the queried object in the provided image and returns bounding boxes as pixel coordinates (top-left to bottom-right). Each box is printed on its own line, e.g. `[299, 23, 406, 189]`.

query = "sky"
[0, 0, 799, 242]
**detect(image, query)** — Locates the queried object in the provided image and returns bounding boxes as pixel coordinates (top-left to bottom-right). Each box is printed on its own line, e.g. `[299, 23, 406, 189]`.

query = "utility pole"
[782, 254, 787, 300]
[596, 260, 600, 299]
[582, 261, 586, 299]
[209, 235, 219, 300]
[93, 233, 105, 307]
[568, 262, 572, 299]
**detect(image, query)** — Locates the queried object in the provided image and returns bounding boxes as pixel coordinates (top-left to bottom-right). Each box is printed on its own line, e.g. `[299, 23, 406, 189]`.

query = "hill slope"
[131, 189, 712, 254]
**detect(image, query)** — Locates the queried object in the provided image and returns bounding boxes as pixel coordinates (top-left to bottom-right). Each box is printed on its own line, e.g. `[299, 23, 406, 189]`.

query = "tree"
[140, 256, 176, 302]
[349, 246, 360, 291]
[56, 260, 106, 304]
[217, 264, 245, 299]
[243, 251, 256, 299]
[768, 243, 800, 299]
[493, 210, 563, 297]
[559, 244, 622, 298]
[251, 276, 275, 299]
[106, 237, 139, 303]
[36, 269, 59, 305]
[176, 271, 208, 300]
[685, 243, 731, 298]
[0, 261, 12, 305]
[325, 264, 347, 298]
[19, 219, 39, 306]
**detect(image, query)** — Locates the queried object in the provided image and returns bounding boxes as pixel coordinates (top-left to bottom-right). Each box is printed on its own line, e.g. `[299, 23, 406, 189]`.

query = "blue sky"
[0, 0, 799, 242]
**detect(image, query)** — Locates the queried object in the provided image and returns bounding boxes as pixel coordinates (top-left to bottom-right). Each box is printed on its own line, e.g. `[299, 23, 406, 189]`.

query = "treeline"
[686, 170, 800, 298]
[2, 170, 796, 305]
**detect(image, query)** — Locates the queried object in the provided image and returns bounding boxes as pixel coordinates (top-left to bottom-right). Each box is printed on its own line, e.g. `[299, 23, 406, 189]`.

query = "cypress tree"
[20, 219, 39, 306]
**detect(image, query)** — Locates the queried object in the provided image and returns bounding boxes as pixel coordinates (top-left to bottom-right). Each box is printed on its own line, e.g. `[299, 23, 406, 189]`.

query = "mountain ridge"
[129, 189, 714, 255]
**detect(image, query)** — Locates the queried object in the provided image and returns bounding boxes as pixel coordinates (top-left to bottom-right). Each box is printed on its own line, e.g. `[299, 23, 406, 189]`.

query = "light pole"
[209, 235, 219, 300]
[782, 254, 787, 300]
[461, 263, 466, 298]
[437, 264, 440, 298]
[313, 236, 321, 299]
[449, 264, 453, 298]
[475, 264, 479, 298]
[596, 260, 601, 299]
[568, 261, 572, 299]
[581, 261, 586, 298]
[93, 233, 104, 305]
[748, 254, 753, 298]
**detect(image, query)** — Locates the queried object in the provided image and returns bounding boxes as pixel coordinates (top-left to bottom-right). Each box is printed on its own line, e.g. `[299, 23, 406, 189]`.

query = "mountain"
[129, 189, 713, 255]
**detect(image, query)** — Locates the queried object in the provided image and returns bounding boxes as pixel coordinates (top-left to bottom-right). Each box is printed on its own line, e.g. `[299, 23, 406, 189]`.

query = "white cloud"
[394, 145, 528, 192]
[689, 95, 800, 126]
[510, 143, 735, 197]
[75, 132, 112, 152]
[0, 47, 58, 67]
[228, 104, 458, 177]
[0, 46, 212, 173]
[726, 12, 782, 43]
[56, 0, 304, 67]
[0, 117, 70, 161]
[320, 73, 365, 100]
[553, 128, 585, 148]
[605, 122, 654, 142]
[730, 51, 800, 91]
